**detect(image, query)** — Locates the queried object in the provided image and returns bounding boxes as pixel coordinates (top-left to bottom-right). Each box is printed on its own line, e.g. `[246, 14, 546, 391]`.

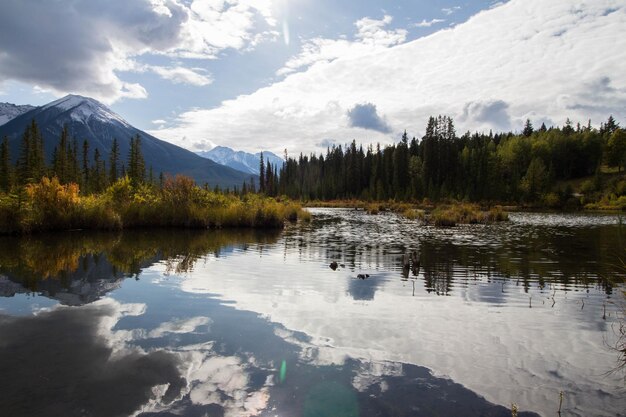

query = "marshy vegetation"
[308, 199, 508, 226]
[430, 204, 508, 226]
[0, 175, 309, 234]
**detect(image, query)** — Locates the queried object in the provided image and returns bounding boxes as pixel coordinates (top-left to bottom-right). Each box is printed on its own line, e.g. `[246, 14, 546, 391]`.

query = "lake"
[0, 208, 624, 417]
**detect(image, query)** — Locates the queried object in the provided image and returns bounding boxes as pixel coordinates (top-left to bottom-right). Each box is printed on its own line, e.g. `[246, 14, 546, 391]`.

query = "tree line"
[4, 116, 625, 206]
[263, 115, 625, 205]
[0, 120, 152, 194]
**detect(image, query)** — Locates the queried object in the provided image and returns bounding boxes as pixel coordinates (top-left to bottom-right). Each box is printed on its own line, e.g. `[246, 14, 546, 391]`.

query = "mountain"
[0, 102, 36, 126]
[198, 146, 284, 176]
[0, 95, 253, 188]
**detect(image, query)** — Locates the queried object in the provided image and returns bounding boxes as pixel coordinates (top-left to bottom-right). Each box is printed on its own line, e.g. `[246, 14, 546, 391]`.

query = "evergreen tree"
[266, 163, 273, 196]
[0, 136, 11, 192]
[128, 134, 145, 184]
[68, 138, 80, 184]
[523, 119, 534, 137]
[259, 152, 265, 193]
[603, 115, 619, 135]
[109, 138, 120, 183]
[17, 119, 45, 184]
[82, 139, 90, 190]
[52, 125, 70, 183]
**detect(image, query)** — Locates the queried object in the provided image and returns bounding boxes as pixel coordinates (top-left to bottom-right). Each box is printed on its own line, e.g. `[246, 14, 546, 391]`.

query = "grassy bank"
[0, 176, 310, 234]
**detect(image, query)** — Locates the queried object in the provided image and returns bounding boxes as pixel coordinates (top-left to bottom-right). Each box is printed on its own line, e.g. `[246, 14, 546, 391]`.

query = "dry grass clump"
[430, 203, 508, 226]
[402, 208, 425, 220]
[484, 206, 509, 222]
[366, 203, 381, 215]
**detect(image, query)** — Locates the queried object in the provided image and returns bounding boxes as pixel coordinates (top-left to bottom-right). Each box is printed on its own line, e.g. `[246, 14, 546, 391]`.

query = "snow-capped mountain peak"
[197, 146, 284, 175]
[0, 94, 254, 188]
[0, 102, 36, 126]
[42, 94, 130, 128]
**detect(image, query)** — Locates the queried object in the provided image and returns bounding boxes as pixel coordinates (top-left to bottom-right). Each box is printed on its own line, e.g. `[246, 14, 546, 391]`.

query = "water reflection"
[0, 299, 185, 417]
[0, 229, 280, 305]
[0, 298, 277, 417]
[284, 210, 624, 295]
[0, 211, 624, 417]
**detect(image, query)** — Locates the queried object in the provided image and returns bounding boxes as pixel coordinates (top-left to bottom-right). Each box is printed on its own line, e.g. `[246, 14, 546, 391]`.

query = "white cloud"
[0, 0, 278, 103]
[148, 316, 211, 338]
[151, 0, 626, 154]
[276, 15, 407, 76]
[412, 18, 446, 28]
[149, 65, 214, 86]
[442, 6, 461, 15]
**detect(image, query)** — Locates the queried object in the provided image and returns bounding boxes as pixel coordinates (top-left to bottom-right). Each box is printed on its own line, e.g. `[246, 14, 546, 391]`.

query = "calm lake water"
[0, 208, 624, 417]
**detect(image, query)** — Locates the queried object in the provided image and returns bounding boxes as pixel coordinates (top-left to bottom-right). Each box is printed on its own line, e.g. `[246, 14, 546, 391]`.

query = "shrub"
[0, 176, 312, 234]
[25, 177, 81, 231]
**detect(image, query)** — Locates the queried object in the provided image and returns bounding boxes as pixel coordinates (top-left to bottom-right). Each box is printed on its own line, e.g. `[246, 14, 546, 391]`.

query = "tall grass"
[430, 204, 509, 226]
[0, 175, 310, 234]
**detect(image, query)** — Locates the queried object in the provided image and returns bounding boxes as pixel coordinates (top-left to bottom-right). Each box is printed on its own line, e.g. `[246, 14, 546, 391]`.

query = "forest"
[1, 115, 626, 219]
[261, 115, 626, 209]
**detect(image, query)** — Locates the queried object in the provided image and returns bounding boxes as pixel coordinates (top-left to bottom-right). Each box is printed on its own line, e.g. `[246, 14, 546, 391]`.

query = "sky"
[0, 0, 625, 155]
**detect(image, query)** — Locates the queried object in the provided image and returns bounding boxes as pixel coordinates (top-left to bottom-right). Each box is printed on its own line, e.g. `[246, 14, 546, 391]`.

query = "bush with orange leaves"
[24, 177, 81, 231]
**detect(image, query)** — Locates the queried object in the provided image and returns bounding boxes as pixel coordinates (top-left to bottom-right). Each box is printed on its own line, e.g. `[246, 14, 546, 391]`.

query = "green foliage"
[607, 129, 626, 172]
[277, 116, 618, 205]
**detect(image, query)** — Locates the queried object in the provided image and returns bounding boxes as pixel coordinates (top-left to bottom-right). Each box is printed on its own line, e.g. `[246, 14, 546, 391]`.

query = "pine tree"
[82, 139, 90, 190]
[604, 115, 618, 135]
[17, 123, 31, 184]
[52, 125, 69, 183]
[17, 119, 45, 184]
[91, 148, 104, 192]
[522, 119, 534, 137]
[266, 162, 273, 195]
[0, 136, 11, 192]
[109, 138, 119, 183]
[259, 152, 265, 193]
[68, 138, 80, 184]
[128, 134, 145, 184]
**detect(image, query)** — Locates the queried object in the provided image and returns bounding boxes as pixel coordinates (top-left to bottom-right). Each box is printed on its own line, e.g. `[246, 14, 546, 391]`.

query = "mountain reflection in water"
[0, 210, 624, 417]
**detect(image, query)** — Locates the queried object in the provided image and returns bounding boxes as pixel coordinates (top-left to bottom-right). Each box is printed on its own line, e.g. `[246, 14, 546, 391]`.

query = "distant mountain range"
[0, 95, 253, 188]
[197, 146, 284, 176]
